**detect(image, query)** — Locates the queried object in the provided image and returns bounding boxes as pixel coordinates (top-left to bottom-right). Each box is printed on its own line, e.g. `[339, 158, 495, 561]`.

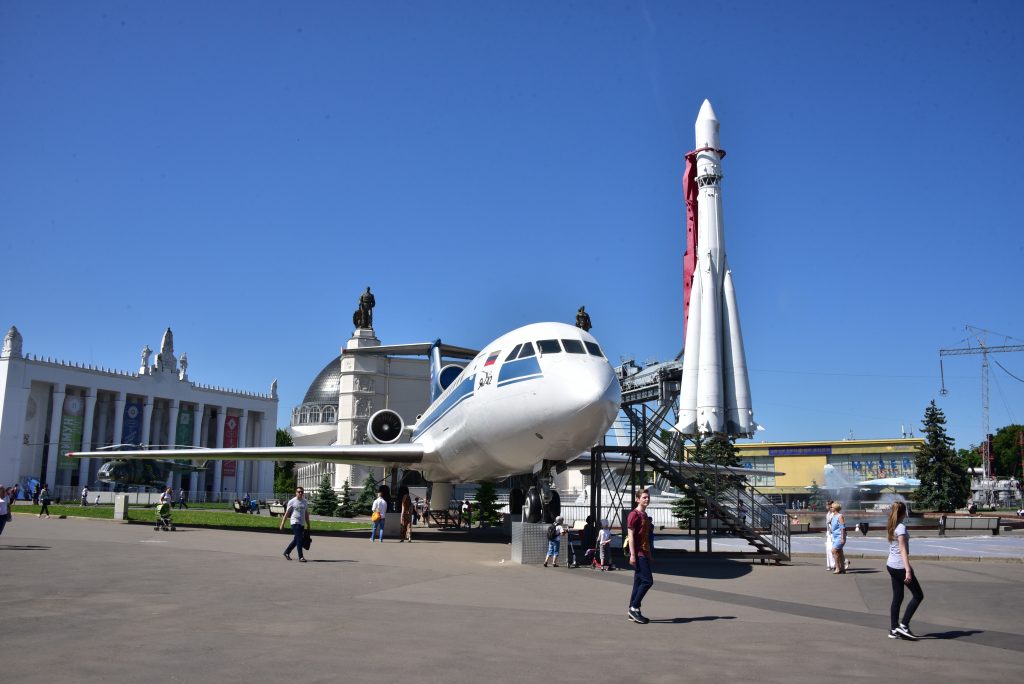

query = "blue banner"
[122, 400, 143, 445]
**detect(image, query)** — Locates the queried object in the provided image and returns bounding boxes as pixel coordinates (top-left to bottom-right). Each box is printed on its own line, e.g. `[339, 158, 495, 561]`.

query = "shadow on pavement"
[649, 559, 753, 580]
[648, 615, 737, 624]
[0, 544, 50, 551]
[924, 629, 984, 640]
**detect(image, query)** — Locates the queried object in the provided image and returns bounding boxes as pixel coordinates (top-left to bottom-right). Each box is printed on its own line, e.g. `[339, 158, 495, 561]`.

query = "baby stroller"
[154, 502, 176, 531]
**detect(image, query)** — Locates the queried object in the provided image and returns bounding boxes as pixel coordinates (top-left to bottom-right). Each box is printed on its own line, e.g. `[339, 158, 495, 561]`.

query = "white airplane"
[72, 321, 622, 523]
[822, 464, 920, 492]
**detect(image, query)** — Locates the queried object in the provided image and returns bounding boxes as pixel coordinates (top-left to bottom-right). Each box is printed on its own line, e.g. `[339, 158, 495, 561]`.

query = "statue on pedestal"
[2, 326, 23, 358]
[141, 345, 152, 369]
[179, 352, 189, 379]
[575, 306, 592, 332]
[352, 286, 376, 329]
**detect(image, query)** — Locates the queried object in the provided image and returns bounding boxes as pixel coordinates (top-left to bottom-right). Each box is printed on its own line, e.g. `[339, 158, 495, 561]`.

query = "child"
[598, 519, 615, 570]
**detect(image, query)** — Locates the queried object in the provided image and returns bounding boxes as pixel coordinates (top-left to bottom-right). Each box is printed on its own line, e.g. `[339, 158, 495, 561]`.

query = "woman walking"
[886, 500, 923, 640]
[830, 502, 849, 573]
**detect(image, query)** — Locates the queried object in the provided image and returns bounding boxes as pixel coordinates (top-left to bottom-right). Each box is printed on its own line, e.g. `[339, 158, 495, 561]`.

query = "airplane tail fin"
[430, 339, 466, 403]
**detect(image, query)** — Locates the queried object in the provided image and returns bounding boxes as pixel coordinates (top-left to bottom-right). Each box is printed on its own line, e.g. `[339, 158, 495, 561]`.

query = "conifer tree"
[913, 400, 970, 512]
[807, 480, 826, 511]
[337, 478, 356, 517]
[473, 481, 501, 525]
[311, 474, 339, 516]
[354, 470, 379, 515]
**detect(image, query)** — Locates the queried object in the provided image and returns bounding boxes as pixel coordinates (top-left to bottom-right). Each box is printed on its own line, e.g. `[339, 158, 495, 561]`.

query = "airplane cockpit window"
[561, 339, 585, 354]
[537, 339, 561, 354]
[517, 342, 536, 358]
[584, 341, 604, 357]
[505, 344, 522, 361]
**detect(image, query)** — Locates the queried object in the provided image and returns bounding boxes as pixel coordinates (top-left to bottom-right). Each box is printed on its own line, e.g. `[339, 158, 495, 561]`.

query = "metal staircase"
[621, 406, 790, 562]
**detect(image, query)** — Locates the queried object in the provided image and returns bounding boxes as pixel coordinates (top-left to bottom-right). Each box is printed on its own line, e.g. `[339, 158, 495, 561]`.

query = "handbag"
[302, 529, 312, 550]
[371, 510, 381, 522]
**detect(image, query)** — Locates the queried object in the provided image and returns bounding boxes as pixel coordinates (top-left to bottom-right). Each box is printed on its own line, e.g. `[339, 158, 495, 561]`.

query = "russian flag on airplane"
[484, 351, 500, 367]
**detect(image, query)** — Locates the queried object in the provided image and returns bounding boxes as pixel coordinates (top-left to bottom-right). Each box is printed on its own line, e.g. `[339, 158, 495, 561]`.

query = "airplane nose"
[570, 365, 622, 423]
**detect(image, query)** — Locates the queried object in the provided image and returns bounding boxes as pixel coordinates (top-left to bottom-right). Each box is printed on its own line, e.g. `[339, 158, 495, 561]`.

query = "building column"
[77, 390, 97, 487]
[45, 384, 66, 488]
[141, 397, 153, 448]
[166, 399, 180, 488]
[190, 403, 204, 498]
[112, 393, 125, 447]
[212, 408, 226, 500]
[236, 409, 248, 494]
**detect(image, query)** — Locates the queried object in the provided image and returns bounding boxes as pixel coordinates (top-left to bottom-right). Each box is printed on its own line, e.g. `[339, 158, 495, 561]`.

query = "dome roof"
[301, 355, 341, 405]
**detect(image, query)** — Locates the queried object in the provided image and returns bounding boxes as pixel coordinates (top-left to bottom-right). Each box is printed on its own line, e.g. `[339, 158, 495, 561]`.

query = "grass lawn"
[13, 505, 370, 531]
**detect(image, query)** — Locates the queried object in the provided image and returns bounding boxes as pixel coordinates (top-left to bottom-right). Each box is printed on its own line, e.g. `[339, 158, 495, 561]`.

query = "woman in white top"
[885, 500, 923, 640]
[824, 499, 835, 570]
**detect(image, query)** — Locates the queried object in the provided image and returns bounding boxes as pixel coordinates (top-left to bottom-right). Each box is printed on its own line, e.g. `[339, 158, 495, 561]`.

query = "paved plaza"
[3, 515, 1022, 683]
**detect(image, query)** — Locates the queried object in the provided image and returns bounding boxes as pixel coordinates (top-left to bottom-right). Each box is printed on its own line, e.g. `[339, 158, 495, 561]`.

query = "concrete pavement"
[2, 515, 1021, 683]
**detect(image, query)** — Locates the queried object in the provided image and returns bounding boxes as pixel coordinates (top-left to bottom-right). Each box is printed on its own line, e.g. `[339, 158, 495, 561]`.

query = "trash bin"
[856, 522, 869, 536]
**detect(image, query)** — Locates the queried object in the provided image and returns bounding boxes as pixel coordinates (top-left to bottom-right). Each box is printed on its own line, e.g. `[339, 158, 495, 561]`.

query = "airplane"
[72, 321, 622, 523]
[93, 449, 207, 489]
[821, 464, 920, 493]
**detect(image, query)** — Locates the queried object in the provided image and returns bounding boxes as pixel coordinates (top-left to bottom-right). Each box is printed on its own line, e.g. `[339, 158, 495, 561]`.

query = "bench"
[268, 501, 286, 517]
[232, 501, 248, 514]
[790, 523, 810, 533]
[941, 516, 1000, 535]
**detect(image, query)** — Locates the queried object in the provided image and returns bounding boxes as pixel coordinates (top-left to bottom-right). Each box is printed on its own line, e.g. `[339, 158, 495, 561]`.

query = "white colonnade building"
[0, 325, 278, 499]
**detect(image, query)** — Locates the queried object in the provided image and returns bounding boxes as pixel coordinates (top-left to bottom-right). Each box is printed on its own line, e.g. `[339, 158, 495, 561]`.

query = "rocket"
[675, 100, 756, 438]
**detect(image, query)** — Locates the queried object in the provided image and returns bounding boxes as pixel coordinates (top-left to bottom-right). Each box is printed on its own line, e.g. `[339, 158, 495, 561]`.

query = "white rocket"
[675, 100, 756, 438]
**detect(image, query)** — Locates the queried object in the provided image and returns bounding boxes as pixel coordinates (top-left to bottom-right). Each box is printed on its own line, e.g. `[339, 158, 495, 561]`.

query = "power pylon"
[939, 325, 1024, 477]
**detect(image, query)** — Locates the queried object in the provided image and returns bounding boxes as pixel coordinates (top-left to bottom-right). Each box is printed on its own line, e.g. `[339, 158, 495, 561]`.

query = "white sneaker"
[895, 624, 918, 640]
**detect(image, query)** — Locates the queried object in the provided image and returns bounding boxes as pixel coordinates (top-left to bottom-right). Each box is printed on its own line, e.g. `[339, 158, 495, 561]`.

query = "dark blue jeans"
[285, 523, 305, 559]
[629, 555, 653, 610]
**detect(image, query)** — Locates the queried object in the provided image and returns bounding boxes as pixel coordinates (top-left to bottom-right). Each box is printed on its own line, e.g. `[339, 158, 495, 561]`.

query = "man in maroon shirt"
[627, 488, 654, 624]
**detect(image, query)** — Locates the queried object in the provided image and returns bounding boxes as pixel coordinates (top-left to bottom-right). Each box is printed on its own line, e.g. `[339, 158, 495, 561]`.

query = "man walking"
[280, 486, 310, 562]
[178, 487, 188, 510]
[627, 488, 654, 624]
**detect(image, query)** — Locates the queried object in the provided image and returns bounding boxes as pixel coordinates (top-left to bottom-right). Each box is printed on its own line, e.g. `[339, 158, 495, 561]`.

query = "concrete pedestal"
[512, 521, 550, 564]
[114, 495, 128, 521]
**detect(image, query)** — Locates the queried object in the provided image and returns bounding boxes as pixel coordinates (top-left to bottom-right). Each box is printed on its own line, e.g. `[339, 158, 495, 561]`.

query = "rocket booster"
[676, 100, 755, 438]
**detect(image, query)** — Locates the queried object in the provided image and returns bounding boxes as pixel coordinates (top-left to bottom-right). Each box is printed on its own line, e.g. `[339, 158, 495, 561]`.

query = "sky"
[1, 1, 1022, 451]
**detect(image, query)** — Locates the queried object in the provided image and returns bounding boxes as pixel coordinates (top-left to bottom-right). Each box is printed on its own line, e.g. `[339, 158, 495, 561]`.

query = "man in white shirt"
[81, 486, 90, 506]
[280, 487, 311, 562]
[371, 489, 388, 542]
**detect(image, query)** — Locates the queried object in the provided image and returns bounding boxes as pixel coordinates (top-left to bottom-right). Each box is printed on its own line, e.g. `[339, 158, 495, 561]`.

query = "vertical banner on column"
[175, 407, 194, 447]
[122, 400, 143, 445]
[222, 414, 238, 477]
[57, 395, 85, 470]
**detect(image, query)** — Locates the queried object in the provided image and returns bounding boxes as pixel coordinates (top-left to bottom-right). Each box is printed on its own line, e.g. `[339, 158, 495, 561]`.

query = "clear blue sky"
[2, 2, 1022, 451]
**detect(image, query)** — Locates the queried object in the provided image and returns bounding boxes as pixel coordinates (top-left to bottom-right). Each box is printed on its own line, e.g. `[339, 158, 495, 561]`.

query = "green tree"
[688, 434, 742, 500]
[671, 493, 699, 525]
[311, 474, 339, 516]
[807, 480, 826, 511]
[273, 429, 297, 497]
[913, 400, 970, 512]
[958, 447, 981, 470]
[337, 478, 356, 517]
[991, 425, 1024, 478]
[473, 481, 501, 525]
[354, 470, 379, 515]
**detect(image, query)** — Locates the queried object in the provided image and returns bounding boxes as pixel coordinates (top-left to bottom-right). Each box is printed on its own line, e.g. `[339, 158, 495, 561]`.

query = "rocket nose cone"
[697, 99, 718, 122]
[695, 99, 721, 149]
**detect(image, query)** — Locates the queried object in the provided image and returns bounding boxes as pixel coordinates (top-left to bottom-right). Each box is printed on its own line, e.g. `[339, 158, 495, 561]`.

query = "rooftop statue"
[575, 306, 592, 332]
[353, 286, 376, 329]
[2, 326, 23, 358]
[141, 344, 152, 369]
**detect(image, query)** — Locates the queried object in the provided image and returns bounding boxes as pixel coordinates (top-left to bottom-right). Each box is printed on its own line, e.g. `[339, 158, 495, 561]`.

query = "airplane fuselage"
[412, 322, 621, 482]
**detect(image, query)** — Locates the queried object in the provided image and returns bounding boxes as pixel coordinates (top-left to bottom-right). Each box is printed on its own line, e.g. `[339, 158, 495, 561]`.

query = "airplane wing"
[71, 444, 426, 467]
[342, 342, 479, 359]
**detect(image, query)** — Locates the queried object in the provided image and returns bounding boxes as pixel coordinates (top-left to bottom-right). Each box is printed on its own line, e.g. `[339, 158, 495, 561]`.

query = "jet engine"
[436, 364, 463, 392]
[367, 409, 404, 445]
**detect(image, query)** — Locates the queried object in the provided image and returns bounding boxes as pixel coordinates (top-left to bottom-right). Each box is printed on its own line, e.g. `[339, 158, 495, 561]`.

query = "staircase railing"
[621, 406, 790, 561]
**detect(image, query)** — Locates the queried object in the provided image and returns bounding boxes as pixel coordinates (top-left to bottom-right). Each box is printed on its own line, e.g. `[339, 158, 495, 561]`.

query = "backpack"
[546, 524, 556, 541]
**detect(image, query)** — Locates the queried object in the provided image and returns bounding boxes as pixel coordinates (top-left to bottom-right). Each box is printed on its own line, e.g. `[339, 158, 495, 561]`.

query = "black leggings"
[886, 565, 924, 630]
